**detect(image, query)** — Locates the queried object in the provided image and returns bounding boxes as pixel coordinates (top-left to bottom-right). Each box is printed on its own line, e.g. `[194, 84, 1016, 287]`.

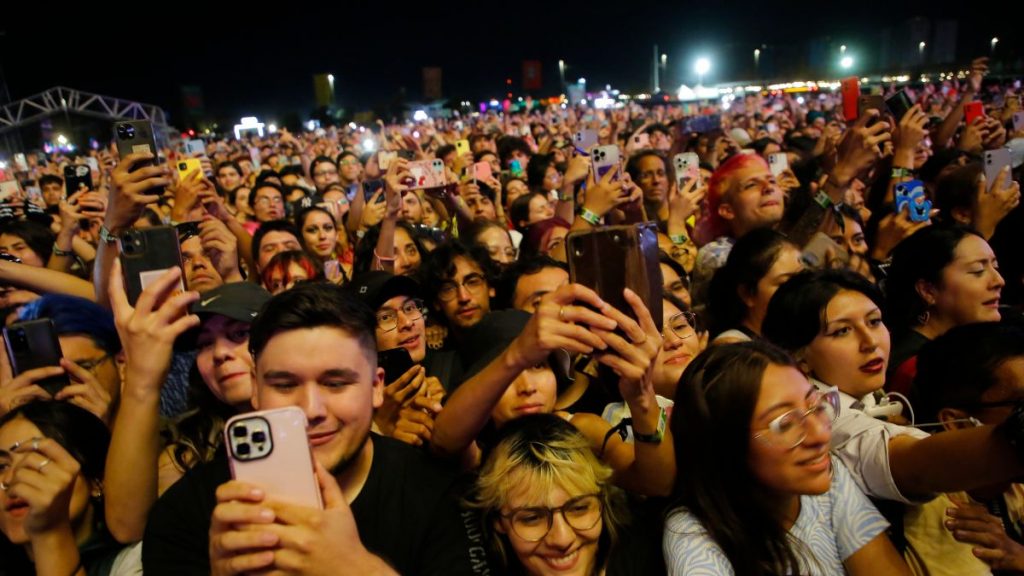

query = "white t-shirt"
[663, 457, 889, 575]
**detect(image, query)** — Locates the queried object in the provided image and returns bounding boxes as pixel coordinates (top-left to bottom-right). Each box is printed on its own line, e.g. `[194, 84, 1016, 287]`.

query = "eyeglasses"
[76, 353, 113, 375]
[438, 273, 487, 302]
[665, 311, 698, 340]
[254, 196, 283, 206]
[313, 169, 338, 178]
[500, 494, 603, 542]
[752, 387, 840, 449]
[376, 299, 426, 332]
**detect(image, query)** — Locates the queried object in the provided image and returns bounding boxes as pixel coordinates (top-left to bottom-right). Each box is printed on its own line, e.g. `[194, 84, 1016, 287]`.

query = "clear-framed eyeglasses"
[752, 387, 840, 449]
[665, 311, 698, 340]
[376, 298, 426, 332]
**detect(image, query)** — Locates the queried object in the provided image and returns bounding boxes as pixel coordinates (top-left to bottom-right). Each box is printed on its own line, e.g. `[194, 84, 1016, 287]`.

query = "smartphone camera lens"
[116, 123, 136, 140]
[233, 425, 248, 438]
[236, 443, 251, 456]
[252, 431, 267, 444]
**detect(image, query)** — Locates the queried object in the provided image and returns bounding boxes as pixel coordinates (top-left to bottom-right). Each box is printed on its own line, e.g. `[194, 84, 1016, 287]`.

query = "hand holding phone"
[894, 180, 933, 223]
[965, 101, 985, 126]
[118, 226, 186, 306]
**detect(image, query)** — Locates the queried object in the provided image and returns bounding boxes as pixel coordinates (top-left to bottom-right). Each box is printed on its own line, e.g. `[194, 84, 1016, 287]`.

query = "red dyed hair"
[260, 250, 321, 292]
[694, 153, 769, 246]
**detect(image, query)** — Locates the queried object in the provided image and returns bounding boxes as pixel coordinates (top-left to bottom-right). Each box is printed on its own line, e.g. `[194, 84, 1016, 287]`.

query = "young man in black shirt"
[142, 282, 493, 575]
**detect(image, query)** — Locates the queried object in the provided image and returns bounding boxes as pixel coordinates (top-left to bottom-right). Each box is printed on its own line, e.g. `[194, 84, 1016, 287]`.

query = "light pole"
[558, 60, 565, 89]
[695, 57, 711, 87]
[918, 41, 926, 63]
[754, 48, 760, 71]
[840, 56, 854, 70]
[991, 37, 999, 54]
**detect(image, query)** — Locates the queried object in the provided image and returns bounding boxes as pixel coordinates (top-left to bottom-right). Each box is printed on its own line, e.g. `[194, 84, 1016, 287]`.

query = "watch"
[633, 407, 667, 444]
[99, 225, 120, 245]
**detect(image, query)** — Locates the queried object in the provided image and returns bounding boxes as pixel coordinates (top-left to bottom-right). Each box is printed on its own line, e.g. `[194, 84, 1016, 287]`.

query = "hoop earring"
[916, 310, 931, 326]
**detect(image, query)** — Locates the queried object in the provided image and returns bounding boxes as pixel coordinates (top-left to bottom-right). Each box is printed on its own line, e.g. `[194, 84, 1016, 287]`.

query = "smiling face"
[375, 295, 427, 363]
[253, 327, 383, 474]
[653, 299, 703, 398]
[196, 315, 255, 410]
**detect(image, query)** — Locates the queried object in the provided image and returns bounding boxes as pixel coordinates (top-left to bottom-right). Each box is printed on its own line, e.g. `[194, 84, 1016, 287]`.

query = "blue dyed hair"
[18, 295, 121, 354]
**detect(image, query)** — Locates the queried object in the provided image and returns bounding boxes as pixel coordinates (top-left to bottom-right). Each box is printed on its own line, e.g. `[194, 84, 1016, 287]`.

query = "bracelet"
[579, 208, 602, 226]
[813, 190, 833, 210]
[373, 249, 396, 263]
[98, 225, 120, 245]
[52, 243, 73, 257]
[891, 167, 913, 179]
[669, 233, 688, 245]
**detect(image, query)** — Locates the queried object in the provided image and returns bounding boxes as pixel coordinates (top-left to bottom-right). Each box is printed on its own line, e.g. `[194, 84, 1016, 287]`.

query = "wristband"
[891, 167, 913, 179]
[99, 225, 120, 245]
[669, 233, 689, 245]
[579, 208, 602, 226]
[373, 249, 396, 263]
[634, 407, 667, 444]
[813, 191, 833, 210]
[51, 243, 73, 257]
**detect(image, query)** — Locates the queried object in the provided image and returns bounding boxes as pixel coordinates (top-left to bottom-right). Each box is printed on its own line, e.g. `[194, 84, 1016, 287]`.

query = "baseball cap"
[177, 282, 271, 350]
[349, 271, 423, 310]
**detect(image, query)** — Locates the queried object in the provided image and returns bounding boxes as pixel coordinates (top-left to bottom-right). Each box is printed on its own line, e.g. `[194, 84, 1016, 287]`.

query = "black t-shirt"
[142, 434, 494, 576]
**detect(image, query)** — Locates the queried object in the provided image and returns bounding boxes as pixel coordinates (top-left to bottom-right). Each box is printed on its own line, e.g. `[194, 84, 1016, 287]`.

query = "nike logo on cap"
[200, 295, 222, 307]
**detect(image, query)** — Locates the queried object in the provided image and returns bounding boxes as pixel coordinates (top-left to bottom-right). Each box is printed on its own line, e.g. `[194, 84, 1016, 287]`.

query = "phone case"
[225, 407, 322, 509]
[885, 90, 913, 123]
[113, 120, 159, 162]
[3, 319, 69, 396]
[965, 102, 985, 125]
[566, 223, 663, 334]
[186, 139, 206, 156]
[378, 151, 396, 170]
[455, 140, 471, 157]
[573, 130, 599, 152]
[119, 226, 186, 305]
[767, 153, 789, 177]
[591, 146, 621, 181]
[378, 347, 415, 383]
[841, 77, 860, 122]
[984, 148, 1012, 189]
[176, 158, 203, 178]
[673, 153, 701, 188]
[473, 161, 493, 182]
[894, 180, 932, 223]
[631, 134, 650, 149]
[407, 160, 447, 189]
[64, 165, 93, 196]
[858, 95, 885, 120]
[362, 179, 386, 203]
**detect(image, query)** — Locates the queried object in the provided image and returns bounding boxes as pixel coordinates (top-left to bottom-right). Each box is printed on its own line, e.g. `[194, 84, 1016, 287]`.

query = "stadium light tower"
[695, 57, 711, 86]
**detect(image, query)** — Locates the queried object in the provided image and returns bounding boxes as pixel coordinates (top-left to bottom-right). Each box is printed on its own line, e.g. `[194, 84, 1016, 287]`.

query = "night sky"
[0, 0, 1012, 128]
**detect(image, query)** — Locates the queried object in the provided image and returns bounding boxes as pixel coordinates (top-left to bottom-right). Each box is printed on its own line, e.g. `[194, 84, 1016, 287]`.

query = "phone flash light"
[362, 139, 376, 152]
[0, 161, 6, 170]
[413, 131, 421, 139]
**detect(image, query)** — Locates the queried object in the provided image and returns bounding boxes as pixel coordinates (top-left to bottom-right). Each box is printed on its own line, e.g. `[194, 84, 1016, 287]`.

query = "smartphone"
[378, 150, 397, 170]
[176, 158, 203, 179]
[224, 407, 322, 509]
[1014, 111, 1024, 132]
[185, 139, 206, 156]
[64, 165, 93, 196]
[984, 148, 1012, 190]
[0, 180, 19, 203]
[567, 223, 664, 334]
[591, 145, 621, 181]
[25, 186, 43, 206]
[801, 232, 850, 269]
[12, 153, 28, 172]
[573, 129, 599, 152]
[3, 319, 70, 396]
[378, 347, 415, 383]
[630, 133, 650, 149]
[114, 120, 159, 162]
[362, 179, 386, 203]
[858, 95, 886, 121]
[673, 152, 701, 189]
[894, 180, 933, 223]
[765, 122, 779, 134]
[885, 89, 914, 123]
[396, 150, 416, 161]
[509, 159, 524, 178]
[323, 260, 342, 282]
[455, 139, 471, 157]
[965, 101, 985, 125]
[118, 226, 186, 306]
[767, 153, 789, 177]
[841, 77, 860, 122]
[473, 161, 493, 183]
[407, 159, 447, 189]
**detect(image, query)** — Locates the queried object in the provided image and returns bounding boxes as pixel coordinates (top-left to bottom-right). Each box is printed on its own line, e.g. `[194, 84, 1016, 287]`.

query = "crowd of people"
[1, 53, 1024, 575]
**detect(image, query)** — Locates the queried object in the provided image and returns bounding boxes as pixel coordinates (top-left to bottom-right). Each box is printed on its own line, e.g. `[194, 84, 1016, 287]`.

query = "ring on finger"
[36, 458, 51, 472]
[559, 306, 567, 321]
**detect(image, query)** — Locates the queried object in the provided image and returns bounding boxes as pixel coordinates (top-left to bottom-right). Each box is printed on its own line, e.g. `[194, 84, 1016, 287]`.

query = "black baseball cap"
[177, 282, 271, 350]
[349, 271, 422, 310]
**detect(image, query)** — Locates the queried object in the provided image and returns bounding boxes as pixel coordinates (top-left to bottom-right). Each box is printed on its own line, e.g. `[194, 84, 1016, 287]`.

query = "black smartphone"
[884, 90, 913, 123]
[63, 164, 93, 196]
[378, 348, 415, 383]
[119, 226, 186, 306]
[113, 120, 164, 195]
[3, 319, 69, 395]
[362, 179, 386, 203]
[858, 95, 886, 123]
[396, 150, 416, 161]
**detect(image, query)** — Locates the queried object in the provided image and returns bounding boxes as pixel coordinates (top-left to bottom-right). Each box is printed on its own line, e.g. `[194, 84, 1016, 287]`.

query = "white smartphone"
[573, 129, 599, 152]
[673, 152, 701, 189]
[591, 145, 621, 181]
[768, 153, 789, 177]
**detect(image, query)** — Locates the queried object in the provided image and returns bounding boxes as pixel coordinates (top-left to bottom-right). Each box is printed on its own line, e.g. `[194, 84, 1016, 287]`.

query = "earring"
[916, 310, 931, 325]
[0, 481, 8, 491]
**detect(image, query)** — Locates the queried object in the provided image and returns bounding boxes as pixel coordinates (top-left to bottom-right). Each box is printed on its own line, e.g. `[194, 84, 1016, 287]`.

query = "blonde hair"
[469, 414, 627, 569]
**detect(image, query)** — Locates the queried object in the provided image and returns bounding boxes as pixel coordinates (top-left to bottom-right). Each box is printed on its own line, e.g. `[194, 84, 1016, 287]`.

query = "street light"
[695, 57, 711, 86]
[661, 53, 667, 68]
[754, 48, 760, 68]
[991, 37, 999, 53]
[840, 56, 854, 70]
[840, 45, 847, 54]
[919, 41, 926, 61]
[558, 59, 565, 87]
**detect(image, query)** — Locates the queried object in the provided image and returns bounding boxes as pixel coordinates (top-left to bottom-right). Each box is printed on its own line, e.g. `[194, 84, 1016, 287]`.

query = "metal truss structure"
[0, 86, 168, 135]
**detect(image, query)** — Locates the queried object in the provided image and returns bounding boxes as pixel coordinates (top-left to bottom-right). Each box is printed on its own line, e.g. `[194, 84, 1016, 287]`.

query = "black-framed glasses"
[752, 387, 840, 450]
[438, 273, 486, 302]
[376, 299, 426, 332]
[500, 494, 603, 542]
[76, 353, 113, 375]
[175, 221, 201, 243]
[665, 311, 698, 340]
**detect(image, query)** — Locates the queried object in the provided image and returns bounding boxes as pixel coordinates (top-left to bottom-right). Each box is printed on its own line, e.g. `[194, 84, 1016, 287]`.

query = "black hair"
[310, 155, 337, 176]
[18, 294, 121, 354]
[0, 401, 109, 483]
[670, 341, 806, 575]
[215, 160, 243, 179]
[933, 161, 983, 225]
[352, 220, 426, 276]
[38, 174, 63, 187]
[646, 123, 671, 137]
[509, 191, 547, 232]
[625, 150, 671, 184]
[435, 144, 456, 161]
[278, 165, 305, 179]
[913, 322, 1024, 425]
[251, 219, 300, 269]
[496, 136, 532, 168]
[248, 181, 285, 211]
[659, 251, 689, 289]
[474, 150, 497, 163]
[165, 362, 237, 473]
[0, 219, 55, 263]
[762, 269, 885, 353]
[421, 240, 497, 306]
[706, 227, 795, 337]
[884, 225, 982, 334]
[496, 255, 568, 310]
[249, 281, 377, 363]
[526, 153, 557, 191]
